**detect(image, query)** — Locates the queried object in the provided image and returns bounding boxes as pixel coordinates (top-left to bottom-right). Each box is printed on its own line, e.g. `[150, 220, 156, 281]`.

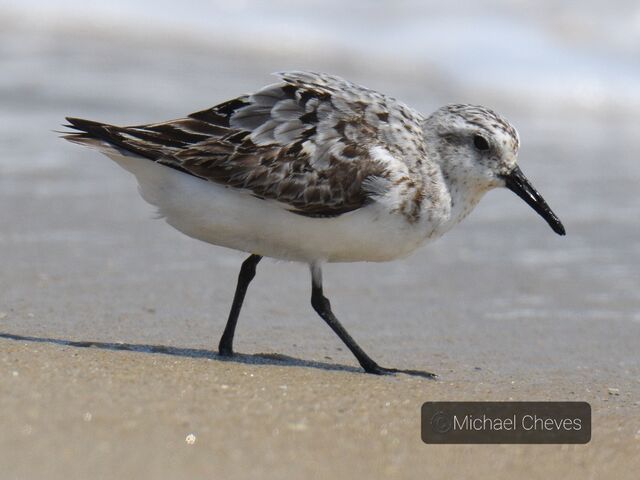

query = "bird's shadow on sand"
[0, 332, 436, 379]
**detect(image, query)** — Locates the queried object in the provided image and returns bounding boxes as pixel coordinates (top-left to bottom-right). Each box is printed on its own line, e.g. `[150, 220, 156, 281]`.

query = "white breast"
[107, 152, 442, 263]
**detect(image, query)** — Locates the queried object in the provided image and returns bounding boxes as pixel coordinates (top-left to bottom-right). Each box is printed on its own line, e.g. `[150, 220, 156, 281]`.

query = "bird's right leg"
[309, 263, 437, 379]
[309, 263, 388, 373]
[218, 254, 262, 356]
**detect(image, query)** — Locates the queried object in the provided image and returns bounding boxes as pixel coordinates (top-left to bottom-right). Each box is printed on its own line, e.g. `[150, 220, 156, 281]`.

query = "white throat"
[434, 174, 489, 236]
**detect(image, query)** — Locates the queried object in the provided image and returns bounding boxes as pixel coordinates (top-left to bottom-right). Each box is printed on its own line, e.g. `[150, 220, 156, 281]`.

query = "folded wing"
[65, 71, 428, 217]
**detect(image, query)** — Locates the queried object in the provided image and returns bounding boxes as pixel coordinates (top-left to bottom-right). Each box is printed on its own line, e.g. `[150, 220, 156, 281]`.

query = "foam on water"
[2, 0, 640, 113]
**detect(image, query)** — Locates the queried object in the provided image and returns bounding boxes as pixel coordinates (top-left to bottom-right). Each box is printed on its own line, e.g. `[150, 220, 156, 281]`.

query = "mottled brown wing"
[66, 72, 427, 217]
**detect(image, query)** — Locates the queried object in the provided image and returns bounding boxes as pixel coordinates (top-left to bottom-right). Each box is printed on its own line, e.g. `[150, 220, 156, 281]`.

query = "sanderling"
[64, 71, 565, 378]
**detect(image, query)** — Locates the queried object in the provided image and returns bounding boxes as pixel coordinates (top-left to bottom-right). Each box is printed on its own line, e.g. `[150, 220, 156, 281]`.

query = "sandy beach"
[1, 338, 639, 479]
[1, 4, 640, 478]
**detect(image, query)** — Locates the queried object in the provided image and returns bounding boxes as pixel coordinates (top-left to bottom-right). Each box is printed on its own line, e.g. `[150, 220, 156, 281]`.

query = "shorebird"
[64, 71, 565, 377]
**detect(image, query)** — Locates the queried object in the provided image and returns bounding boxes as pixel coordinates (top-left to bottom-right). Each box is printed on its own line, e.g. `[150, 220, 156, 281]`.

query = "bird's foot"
[363, 363, 437, 379]
[218, 345, 234, 357]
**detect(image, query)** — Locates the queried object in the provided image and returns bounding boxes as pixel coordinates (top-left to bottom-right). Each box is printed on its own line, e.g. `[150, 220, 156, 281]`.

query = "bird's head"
[424, 104, 565, 235]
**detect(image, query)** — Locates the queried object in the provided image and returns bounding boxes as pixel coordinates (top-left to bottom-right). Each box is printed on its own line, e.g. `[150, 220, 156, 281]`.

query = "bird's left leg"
[218, 254, 262, 356]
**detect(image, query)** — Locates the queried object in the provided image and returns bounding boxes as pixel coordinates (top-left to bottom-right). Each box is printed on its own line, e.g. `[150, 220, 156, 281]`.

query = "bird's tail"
[62, 117, 141, 157]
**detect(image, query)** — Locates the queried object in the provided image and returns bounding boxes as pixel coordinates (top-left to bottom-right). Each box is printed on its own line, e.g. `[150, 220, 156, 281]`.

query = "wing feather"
[65, 72, 428, 217]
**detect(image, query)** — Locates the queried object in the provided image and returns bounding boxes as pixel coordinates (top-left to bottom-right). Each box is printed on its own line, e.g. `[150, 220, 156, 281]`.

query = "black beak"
[502, 166, 566, 236]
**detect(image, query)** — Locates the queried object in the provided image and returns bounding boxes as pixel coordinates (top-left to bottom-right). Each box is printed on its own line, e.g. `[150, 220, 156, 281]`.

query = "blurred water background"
[0, 1, 638, 377]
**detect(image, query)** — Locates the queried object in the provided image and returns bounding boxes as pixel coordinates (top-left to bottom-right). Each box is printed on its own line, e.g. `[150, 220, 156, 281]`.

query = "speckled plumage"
[63, 71, 565, 377]
[65, 72, 439, 221]
[64, 71, 561, 263]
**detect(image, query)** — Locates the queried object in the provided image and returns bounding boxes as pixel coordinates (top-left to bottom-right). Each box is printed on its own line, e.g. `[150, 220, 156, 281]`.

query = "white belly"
[108, 153, 435, 263]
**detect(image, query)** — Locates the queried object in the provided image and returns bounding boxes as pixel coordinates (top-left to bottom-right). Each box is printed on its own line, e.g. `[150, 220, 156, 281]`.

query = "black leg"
[309, 263, 436, 379]
[218, 254, 262, 356]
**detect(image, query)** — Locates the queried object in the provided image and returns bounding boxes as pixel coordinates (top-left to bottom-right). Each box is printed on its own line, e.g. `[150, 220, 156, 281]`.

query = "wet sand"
[1, 21, 640, 479]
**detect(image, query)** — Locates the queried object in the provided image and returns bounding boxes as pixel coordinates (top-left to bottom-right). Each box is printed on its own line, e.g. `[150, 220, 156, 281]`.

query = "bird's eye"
[473, 135, 490, 151]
